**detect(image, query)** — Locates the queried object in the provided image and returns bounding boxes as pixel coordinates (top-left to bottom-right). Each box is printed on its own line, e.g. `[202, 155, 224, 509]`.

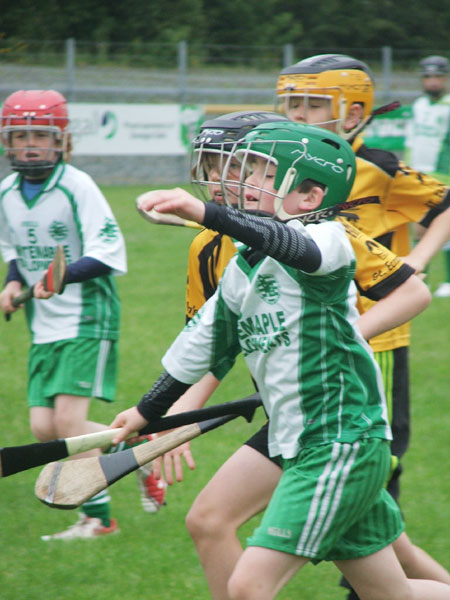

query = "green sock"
[444, 248, 450, 282]
[82, 490, 111, 527]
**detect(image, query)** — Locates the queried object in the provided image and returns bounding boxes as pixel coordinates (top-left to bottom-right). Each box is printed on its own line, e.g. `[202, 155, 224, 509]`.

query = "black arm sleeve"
[65, 257, 112, 284]
[203, 203, 321, 272]
[5, 260, 25, 286]
[137, 371, 191, 421]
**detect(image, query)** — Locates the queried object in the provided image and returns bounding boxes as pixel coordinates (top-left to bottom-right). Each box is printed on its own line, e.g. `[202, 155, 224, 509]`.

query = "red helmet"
[1, 90, 69, 133]
[1, 90, 70, 178]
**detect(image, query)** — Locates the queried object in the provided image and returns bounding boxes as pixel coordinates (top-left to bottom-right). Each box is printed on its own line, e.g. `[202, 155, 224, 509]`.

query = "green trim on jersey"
[374, 350, 394, 424]
[60, 182, 84, 252]
[79, 276, 121, 340]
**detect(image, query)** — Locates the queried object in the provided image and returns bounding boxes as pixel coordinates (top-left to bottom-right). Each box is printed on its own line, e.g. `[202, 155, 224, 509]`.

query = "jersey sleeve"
[70, 172, 127, 275]
[337, 217, 414, 301]
[386, 162, 450, 227]
[164, 280, 241, 384]
[0, 189, 17, 264]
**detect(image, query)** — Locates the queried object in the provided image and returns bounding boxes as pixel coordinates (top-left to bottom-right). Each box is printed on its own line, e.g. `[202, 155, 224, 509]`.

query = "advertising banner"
[69, 104, 204, 155]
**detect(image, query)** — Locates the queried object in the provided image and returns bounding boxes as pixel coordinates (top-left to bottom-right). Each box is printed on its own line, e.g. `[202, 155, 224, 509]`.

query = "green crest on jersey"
[255, 274, 280, 304]
[99, 218, 119, 243]
[49, 220, 68, 241]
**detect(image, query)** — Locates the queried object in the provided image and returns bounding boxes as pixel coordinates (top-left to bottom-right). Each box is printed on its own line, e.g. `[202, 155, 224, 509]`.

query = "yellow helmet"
[276, 54, 374, 126]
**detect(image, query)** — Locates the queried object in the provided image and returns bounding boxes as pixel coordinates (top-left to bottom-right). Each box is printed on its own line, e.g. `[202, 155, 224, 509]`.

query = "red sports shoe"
[136, 464, 167, 513]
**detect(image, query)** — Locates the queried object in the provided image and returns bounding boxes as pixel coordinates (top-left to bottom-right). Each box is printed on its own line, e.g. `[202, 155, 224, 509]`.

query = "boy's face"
[422, 75, 447, 98]
[243, 155, 305, 217]
[200, 151, 241, 204]
[9, 128, 60, 166]
[285, 96, 336, 131]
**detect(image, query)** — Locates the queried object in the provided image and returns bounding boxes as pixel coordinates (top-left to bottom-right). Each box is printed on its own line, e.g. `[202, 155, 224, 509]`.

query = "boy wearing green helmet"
[111, 121, 449, 600]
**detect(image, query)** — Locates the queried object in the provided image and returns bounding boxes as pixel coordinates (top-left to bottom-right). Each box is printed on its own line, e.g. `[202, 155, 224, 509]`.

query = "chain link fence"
[0, 40, 447, 183]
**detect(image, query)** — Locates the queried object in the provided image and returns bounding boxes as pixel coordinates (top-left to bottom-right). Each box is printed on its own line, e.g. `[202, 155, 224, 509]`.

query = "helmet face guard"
[222, 121, 356, 221]
[190, 111, 289, 203]
[1, 90, 70, 179]
[276, 54, 374, 137]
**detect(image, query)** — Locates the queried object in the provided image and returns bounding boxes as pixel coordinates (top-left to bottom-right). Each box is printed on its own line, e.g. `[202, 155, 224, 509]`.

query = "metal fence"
[0, 39, 443, 105]
[0, 40, 446, 184]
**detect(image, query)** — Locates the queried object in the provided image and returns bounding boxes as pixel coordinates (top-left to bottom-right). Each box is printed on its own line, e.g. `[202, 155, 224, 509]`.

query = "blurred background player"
[276, 52, 450, 599]
[405, 55, 450, 297]
[0, 90, 162, 539]
[113, 121, 449, 600]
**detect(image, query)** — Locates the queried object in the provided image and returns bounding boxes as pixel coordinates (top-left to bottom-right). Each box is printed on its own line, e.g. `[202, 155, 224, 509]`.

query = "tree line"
[2, 0, 450, 52]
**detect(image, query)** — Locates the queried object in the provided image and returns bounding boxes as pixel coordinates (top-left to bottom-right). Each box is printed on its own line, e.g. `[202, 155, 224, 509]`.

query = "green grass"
[0, 185, 449, 599]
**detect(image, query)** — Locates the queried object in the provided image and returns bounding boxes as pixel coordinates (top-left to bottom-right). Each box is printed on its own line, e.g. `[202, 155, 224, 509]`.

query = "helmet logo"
[200, 129, 225, 136]
[293, 149, 344, 173]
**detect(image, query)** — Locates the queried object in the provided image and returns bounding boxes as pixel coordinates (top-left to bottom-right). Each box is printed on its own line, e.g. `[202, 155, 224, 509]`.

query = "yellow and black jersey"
[185, 228, 238, 322]
[186, 219, 414, 341]
[336, 218, 412, 302]
[341, 136, 450, 351]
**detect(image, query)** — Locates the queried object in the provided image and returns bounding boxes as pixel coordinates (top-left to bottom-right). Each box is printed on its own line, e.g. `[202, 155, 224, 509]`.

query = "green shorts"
[27, 338, 118, 407]
[247, 438, 404, 562]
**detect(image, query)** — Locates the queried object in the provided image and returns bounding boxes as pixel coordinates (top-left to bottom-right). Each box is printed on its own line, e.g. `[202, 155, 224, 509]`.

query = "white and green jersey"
[0, 162, 127, 343]
[405, 93, 450, 174]
[162, 220, 390, 459]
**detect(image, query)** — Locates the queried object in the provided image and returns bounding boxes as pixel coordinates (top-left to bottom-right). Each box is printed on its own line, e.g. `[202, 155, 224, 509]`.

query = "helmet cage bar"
[222, 142, 278, 212]
[191, 143, 239, 203]
[280, 89, 347, 136]
[222, 138, 314, 220]
[1, 124, 66, 179]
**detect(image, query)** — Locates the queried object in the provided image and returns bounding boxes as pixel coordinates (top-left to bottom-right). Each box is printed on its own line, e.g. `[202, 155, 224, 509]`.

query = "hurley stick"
[0, 428, 137, 478]
[11, 244, 67, 308]
[35, 412, 257, 509]
[136, 191, 202, 229]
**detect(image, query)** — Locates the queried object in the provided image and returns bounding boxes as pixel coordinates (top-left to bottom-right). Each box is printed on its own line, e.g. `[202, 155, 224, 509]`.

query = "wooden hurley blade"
[11, 244, 66, 308]
[35, 423, 202, 509]
[46, 244, 67, 294]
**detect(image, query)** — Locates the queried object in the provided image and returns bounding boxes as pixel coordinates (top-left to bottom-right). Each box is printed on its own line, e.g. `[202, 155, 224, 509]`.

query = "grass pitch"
[0, 184, 448, 599]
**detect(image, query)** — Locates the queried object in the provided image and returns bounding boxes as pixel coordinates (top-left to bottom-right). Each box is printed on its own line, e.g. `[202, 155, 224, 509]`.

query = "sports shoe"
[434, 282, 450, 297]
[136, 463, 167, 513]
[41, 513, 119, 541]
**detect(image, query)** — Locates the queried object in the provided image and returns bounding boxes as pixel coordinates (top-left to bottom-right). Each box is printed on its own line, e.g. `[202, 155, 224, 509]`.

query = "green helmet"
[227, 121, 356, 220]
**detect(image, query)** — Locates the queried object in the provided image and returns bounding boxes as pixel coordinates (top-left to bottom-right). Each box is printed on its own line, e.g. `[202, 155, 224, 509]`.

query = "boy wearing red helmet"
[0, 90, 130, 539]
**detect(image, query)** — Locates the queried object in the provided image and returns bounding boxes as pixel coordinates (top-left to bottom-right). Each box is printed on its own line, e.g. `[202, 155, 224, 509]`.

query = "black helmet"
[193, 110, 289, 151]
[191, 110, 289, 202]
[280, 53, 373, 80]
[419, 55, 449, 76]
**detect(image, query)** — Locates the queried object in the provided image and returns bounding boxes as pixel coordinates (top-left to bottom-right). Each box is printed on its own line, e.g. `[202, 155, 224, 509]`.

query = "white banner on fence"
[69, 104, 204, 156]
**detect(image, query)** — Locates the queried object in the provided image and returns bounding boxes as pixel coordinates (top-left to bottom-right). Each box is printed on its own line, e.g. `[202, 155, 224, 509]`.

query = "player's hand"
[137, 188, 206, 224]
[0, 281, 23, 314]
[110, 407, 149, 444]
[33, 279, 54, 299]
[152, 438, 196, 484]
